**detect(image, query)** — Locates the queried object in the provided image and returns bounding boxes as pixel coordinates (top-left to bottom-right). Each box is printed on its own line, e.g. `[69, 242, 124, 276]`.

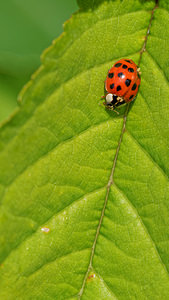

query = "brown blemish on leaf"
[87, 272, 96, 282]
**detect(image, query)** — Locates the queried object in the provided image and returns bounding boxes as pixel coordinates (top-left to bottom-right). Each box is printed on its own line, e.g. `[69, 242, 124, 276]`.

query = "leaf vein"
[78, 2, 160, 298]
[78, 106, 130, 299]
[126, 129, 169, 180]
[114, 183, 169, 278]
[27, 248, 91, 278]
[146, 49, 169, 84]
[1, 186, 106, 264]
[139, 90, 169, 150]
[2, 118, 113, 189]
[0, 8, 151, 152]
[93, 268, 118, 300]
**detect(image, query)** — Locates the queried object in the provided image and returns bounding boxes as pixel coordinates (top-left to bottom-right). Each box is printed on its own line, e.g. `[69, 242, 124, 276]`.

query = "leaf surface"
[0, 0, 169, 299]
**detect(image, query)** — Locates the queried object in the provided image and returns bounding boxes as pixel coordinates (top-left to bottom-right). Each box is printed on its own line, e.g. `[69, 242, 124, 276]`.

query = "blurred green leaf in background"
[0, 0, 78, 122]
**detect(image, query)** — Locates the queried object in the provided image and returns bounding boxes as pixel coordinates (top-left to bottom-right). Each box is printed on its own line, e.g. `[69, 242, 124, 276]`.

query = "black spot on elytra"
[118, 72, 124, 78]
[132, 83, 137, 90]
[129, 95, 134, 100]
[114, 63, 122, 67]
[122, 64, 127, 69]
[125, 79, 131, 87]
[110, 83, 114, 89]
[128, 68, 134, 73]
[125, 59, 132, 63]
[117, 85, 121, 91]
[108, 72, 114, 78]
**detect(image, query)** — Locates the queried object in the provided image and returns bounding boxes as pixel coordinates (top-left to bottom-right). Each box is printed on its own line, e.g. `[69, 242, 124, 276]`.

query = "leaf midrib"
[0, 7, 151, 152]
[77, 2, 169, 298]
[1, 2, 168, 297]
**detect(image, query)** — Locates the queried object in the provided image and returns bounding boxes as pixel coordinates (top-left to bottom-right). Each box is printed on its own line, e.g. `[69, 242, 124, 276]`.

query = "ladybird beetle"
[103, 59, 141, 112]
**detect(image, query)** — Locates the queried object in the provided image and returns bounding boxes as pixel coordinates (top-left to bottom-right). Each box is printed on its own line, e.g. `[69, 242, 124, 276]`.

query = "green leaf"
[0, 0, 169, 299]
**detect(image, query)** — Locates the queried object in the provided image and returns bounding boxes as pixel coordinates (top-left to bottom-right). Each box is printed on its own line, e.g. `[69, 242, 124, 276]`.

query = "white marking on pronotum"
[105, 93, 113, 104]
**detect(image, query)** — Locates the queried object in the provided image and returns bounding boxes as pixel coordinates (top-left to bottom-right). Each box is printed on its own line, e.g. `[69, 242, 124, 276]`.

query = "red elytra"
[104, 58, 141, 111]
